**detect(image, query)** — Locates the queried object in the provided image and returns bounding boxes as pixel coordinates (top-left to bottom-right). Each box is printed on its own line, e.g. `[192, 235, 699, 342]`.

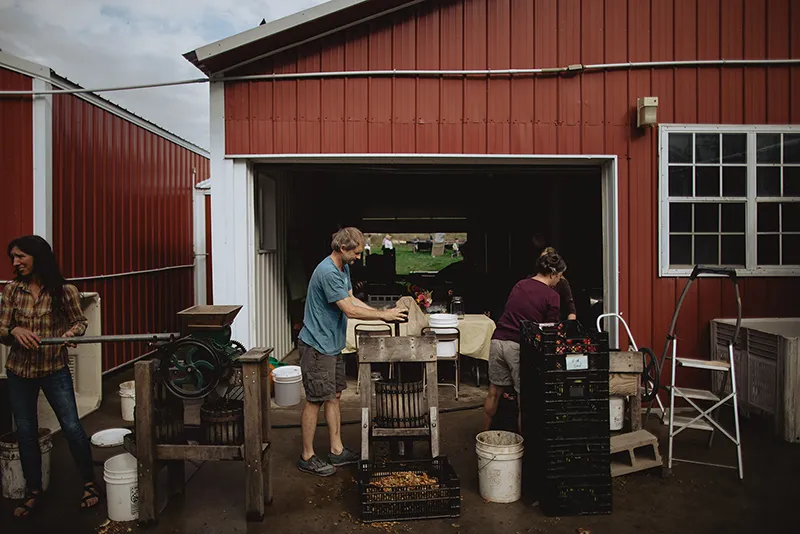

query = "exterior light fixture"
[637, 97, 659, 128]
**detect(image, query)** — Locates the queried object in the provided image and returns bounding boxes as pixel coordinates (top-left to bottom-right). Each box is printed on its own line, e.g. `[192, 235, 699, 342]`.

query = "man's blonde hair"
[331, 227, 365, 252]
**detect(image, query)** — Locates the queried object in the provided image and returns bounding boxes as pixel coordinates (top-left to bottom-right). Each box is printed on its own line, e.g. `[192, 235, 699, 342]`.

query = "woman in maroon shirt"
[483, 249, 567, 431]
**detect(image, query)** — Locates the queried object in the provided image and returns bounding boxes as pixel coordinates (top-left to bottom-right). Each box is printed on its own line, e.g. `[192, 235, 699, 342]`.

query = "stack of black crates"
[520, 320, 612, 516]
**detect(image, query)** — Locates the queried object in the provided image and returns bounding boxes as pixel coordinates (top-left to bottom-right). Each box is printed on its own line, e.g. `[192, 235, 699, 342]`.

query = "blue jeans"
[6, 367, 95, 491]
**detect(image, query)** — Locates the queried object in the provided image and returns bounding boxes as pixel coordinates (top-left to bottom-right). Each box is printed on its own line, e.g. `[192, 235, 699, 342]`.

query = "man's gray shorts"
[488, 339, 521, 393]
[299, 340, 347, 403]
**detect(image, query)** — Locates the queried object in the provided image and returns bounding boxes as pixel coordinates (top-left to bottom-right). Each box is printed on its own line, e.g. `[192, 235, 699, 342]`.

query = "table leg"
[260, 359, 273, 506]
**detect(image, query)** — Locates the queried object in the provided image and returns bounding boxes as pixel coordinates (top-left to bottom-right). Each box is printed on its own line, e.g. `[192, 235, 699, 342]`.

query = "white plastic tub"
[272, 365, 302, 406]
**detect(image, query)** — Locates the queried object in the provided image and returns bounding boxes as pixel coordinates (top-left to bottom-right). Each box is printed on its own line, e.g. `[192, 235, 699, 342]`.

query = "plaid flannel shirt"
[0, 280, 88, 378]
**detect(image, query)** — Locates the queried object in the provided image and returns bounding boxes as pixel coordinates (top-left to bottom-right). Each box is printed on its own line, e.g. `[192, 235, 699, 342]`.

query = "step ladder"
[657, 266, 744, 480]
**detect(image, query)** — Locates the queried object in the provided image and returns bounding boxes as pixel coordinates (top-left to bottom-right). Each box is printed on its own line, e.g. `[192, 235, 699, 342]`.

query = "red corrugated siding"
[0, 68, 34, 278]
[223, 0, 800, 367]
[53, 94, 210, 371]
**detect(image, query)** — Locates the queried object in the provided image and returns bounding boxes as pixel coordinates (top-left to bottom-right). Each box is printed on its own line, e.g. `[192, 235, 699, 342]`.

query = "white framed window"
[659, 124, 800, 277]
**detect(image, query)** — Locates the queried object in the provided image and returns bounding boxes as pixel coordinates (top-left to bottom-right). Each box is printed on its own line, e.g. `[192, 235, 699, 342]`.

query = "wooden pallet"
[610, 430, 663, 477]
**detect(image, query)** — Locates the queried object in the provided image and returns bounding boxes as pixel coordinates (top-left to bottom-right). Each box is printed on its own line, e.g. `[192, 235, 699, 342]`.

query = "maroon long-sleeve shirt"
[492, 278, 561, 342]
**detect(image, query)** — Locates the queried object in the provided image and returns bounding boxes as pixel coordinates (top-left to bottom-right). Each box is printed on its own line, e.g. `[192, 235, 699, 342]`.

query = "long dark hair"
[7, 235, 69, 316]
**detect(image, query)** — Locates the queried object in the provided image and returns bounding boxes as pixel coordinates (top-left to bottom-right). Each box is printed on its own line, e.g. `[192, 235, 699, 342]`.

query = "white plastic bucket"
[103, 453, 138, 521]
[272, 365, 302, 407]
[476, 430, 524, 503]
[432, 326, 458, 358]
[609, 396, 625, 431]
[119, 380, 135, 422]
[0, 429, 54, 499]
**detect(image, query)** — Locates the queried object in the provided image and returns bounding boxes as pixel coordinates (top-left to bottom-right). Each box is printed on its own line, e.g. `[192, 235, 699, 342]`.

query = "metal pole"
[38, 333, 181, 346]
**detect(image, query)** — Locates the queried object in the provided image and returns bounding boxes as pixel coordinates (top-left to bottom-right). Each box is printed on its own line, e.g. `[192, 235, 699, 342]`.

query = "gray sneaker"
[329, 447, 360, 467]
[297, 455, 335, 477]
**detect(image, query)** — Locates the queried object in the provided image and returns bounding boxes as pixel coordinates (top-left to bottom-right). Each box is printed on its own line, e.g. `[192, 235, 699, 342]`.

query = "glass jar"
[450, 296, 465, 318]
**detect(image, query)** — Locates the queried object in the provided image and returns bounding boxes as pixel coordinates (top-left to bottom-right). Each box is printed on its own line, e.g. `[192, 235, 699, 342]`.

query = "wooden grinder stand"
[358, 335, 440, 460]
[133, 347, 274, 526]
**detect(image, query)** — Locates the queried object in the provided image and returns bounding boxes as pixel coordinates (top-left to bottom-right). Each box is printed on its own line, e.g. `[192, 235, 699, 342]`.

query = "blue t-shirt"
[298, 257, 352, 356]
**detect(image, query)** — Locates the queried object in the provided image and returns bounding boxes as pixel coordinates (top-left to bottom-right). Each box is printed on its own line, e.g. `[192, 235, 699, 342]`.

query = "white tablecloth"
[345, 313, 496, 361]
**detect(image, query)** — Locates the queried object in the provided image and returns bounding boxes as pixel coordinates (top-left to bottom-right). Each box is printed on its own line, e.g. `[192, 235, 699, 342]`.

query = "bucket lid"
[91, 428, 132, 448]
[119, 380, 135, 390]
[272, 365, 301, 379]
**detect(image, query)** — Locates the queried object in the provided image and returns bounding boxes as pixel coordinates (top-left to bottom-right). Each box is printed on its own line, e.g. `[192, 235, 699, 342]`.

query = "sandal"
[14, 490, 42, 518]
[80, 482, 102, 510]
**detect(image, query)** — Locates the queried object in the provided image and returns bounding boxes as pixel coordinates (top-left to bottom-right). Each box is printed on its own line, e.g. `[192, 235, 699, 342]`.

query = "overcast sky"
[0, 0, 328, 150]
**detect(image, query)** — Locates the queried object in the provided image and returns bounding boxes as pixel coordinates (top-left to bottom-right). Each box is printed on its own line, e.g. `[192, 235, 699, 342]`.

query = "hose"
[272, 402, 484, 429]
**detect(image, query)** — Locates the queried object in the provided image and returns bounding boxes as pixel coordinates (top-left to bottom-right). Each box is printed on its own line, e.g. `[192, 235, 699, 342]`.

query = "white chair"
[421, 326, 460, 400]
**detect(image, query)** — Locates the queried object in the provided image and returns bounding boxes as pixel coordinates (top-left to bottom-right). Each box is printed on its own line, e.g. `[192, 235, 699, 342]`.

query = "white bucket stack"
[272, 365, 302, 406]
[428, 313, 459, 357]
[475, 430, 524, 503]
[104, 453, 138, 521]
[119, 380, 135, 422]
[0, 429, 53, 499]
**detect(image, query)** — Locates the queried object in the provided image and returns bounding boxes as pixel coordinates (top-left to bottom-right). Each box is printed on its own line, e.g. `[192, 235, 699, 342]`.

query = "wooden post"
[631, 382, 642, 431]
[239, 348, 272, 522]
[359, 362, 373, 460]
[135, 360, 158, 527]
[425, 361, 440, 458]
[260, 358, 272, 505]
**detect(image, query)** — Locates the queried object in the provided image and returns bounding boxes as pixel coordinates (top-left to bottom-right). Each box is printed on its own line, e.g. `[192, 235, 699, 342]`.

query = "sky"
[0, 0, 328, 150]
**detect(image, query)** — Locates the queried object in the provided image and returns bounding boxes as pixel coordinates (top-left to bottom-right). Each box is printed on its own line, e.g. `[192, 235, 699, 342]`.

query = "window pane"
[670, 203, 691, 232]
[785, 167, 800, 196]
[670, 235, 692, 265]
[722, 166, 747, 197]
[721, 203, 745, 233]
[722, 133, 747, 163]
[757, 167, 781, 196]
[757, 133, 781, 163]
[721, 235, 745, 265]
[694, 203, 719, 232]
[669, 133, 693, 163]
[758, 203, 780, 232]
[758, 234, 780, 265]
[669, 166, 693, 196]
[696, 134, 720, 163]
[783, 203, 800, 232]
[784, 134, 800, 164]
[695, 166, 720, 196]
[695, 235, 719, 264]
[783, 235, 800, 265]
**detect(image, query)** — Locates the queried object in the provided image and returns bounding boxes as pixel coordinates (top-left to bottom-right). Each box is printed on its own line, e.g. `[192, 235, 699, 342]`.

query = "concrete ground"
[2, 356, 798, 534]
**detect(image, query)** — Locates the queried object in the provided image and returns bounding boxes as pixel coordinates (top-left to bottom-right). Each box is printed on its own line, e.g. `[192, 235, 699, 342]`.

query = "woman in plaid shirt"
[1, 236, 100, 516]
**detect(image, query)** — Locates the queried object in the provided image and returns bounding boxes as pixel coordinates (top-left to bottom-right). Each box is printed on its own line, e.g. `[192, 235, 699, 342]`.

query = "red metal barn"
[0, 51, 211, 372]
[186, 0, 800, 392]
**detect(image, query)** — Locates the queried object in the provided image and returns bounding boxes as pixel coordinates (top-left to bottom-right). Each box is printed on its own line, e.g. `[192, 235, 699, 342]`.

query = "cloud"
[0, 0, 328, 149]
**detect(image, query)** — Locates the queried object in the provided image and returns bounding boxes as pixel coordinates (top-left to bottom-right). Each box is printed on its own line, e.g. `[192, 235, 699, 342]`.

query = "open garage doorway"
[243, 155, 619, 351]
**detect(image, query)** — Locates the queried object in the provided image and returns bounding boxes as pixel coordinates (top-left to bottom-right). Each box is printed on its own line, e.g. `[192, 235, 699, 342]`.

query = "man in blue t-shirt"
[297, 227, 407, 477]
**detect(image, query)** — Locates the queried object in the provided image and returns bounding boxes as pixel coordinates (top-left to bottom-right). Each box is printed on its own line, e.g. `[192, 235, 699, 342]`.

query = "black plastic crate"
[534, 439, 610, 477]
[521, 321, 609, 354]
[523, 398, 610, 419]
[522, 351, 610, 372]
[522, 372, 610, 402]
[358, 457, 460, 523]
[526, 419, 610, 440]
[539, 476, 612, 516]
